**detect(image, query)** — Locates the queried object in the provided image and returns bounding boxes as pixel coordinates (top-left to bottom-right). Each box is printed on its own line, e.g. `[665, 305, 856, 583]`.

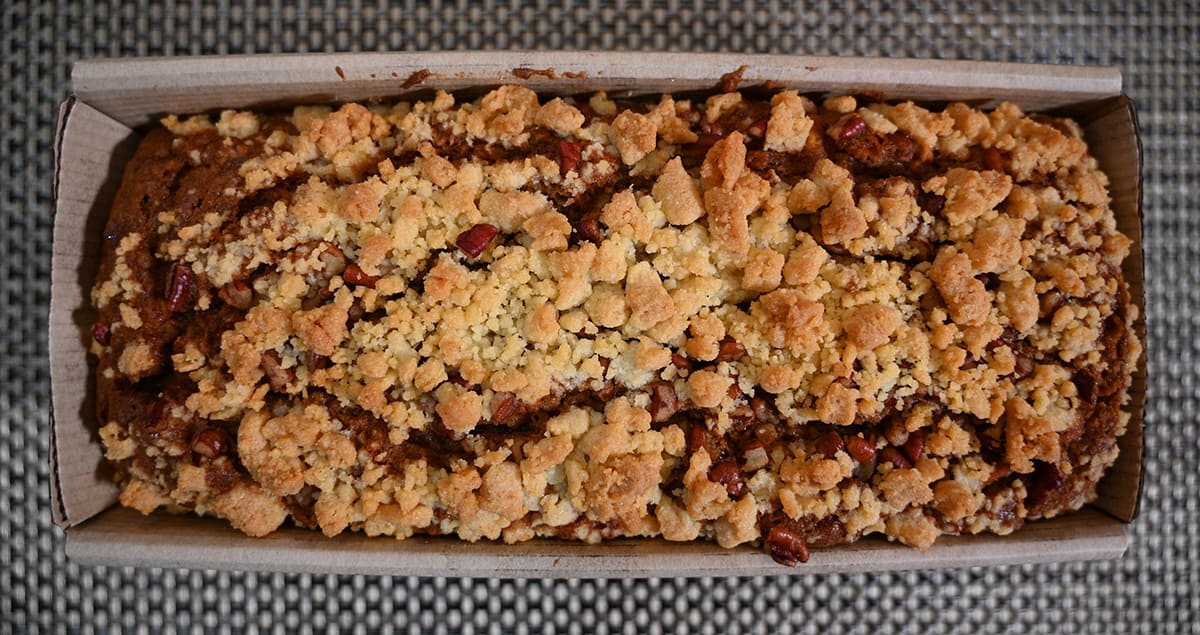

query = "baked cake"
[88, 82, 1140, 564]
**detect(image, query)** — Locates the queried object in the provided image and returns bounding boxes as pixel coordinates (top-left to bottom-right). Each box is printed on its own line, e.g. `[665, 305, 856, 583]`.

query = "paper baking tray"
[50, 52, 1145, 577]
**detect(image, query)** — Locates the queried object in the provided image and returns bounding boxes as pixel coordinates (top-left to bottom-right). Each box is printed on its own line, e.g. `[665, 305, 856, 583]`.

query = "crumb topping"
[91, 85, 1138, 564]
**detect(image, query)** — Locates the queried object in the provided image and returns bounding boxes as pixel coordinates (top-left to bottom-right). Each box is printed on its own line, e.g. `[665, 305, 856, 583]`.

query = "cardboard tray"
[49, 52, 1146, 577]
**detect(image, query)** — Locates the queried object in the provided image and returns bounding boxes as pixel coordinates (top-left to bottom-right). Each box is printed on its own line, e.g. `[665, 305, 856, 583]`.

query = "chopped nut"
[343, 263, 378, 287]
[456, 223, 499, 258]
[167, 264, 195, 312]
[766, 525, 810, 566]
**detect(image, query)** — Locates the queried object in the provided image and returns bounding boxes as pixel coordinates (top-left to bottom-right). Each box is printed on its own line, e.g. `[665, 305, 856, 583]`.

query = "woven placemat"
[4, 1, 1197, 632]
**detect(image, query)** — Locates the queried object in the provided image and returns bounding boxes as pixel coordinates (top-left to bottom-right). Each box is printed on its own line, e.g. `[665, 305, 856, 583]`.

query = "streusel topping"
[91, 84, 1138, 563]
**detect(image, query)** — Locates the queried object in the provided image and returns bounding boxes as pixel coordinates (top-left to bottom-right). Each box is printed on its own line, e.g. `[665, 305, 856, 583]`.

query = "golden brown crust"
[90, 86, 1138, 564]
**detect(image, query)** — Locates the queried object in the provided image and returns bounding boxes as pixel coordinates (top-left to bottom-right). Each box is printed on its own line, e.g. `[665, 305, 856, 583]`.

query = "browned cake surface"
[88, 84, 1139, 564]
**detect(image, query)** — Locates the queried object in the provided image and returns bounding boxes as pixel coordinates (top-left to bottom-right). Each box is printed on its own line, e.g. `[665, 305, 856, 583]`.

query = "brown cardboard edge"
[71, 52, 1123, 128]
[49, 54, 1143, 574]
[49, 97, 75, 527]
[1084, 95, 1146, 523]
[50, 99, 139, 528]
[68, 506, 1127, 578]
[1124, 94, 1147, 520]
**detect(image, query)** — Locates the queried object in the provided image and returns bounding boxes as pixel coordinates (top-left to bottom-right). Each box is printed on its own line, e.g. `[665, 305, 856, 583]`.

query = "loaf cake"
[88, 80, 1140, 565]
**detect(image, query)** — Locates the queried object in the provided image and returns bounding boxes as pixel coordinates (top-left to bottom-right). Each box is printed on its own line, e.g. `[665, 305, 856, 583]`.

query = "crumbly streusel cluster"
[90, 82, 1138, 564]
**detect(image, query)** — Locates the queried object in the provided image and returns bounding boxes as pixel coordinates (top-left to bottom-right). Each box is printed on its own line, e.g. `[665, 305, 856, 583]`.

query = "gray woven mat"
[5, 1, 1198, 632]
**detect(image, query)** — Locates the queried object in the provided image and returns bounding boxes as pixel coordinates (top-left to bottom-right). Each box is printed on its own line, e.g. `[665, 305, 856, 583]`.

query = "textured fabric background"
[3, 1, 1197, 632]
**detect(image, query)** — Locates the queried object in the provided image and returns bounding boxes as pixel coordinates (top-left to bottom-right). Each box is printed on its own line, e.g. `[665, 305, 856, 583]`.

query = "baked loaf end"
[89, 85, 1139, 564]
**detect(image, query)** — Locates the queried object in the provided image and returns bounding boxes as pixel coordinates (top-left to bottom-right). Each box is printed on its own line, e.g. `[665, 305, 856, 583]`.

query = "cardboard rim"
[48, 96, 78, 527]
[68, 506, 1127, 578]
[70, 52, 1123, 128]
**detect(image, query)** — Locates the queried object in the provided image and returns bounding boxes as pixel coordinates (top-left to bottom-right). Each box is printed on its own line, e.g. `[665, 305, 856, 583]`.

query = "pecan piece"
[596, 380, 619, 401]
[347, 298, 367, 323]
[917, 191, 946, 216]
[261, 350, 295, 392]
[670, 353, 692, 371]
[166, 264, 196, 312]
[455, 223, 499, 258]
[91, 322, 111, 345]
[902, 429, 925, 464]
[814, 430, 845, 459]
[686, 422, 708, 454]
[714, 336, 747, 362]
[709, 459, 746, 499]
[878, 447, 912, 470]
[343, 263, 378, 287]
[218, 279, 254, 309]
[838, 114, 867, 141]
[766, 525, 810, 566]
[648, 381, 679, 423]
[490, 391, 519, 424]
[749, 397, 778, 425]
[729, 402, 755, 427]
[317, 242, 347, 276]
[192, 427, 231, 458]
[141, 397, 191, 451]
[574, 216, 603, 244]
[753, 422, 780, 448]
[845, 435, 877, 464]
[301, 351, 330, 370]
[1039, 289, 1065, 318]
[558, 139, 582, 174]
[1013, 355, 1036, 380]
